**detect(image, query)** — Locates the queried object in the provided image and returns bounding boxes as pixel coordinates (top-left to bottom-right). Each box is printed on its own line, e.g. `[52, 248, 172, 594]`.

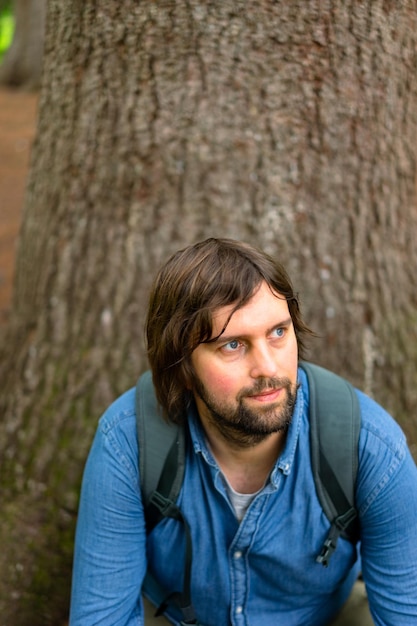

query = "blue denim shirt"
[70, 368, 417, 625]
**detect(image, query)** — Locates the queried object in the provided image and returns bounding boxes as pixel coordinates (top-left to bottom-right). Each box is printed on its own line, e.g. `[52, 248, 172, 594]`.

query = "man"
[70, 238, 417, 625]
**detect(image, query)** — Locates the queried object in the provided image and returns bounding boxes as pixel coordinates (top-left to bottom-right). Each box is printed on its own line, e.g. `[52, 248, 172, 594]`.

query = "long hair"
[146, 238, 313, 423]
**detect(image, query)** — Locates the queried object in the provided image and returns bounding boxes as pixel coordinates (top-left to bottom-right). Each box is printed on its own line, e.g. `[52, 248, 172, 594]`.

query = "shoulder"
[92, 387, 139, 479]
[355, 389, 409, 511]
[98, 387, 137, 435]
[356, 390, 406, 459]
[298, 363, 406, 455]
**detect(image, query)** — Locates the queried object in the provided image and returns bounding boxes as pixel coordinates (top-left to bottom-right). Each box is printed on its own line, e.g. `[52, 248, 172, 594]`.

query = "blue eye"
[223, 339, 240, 352]
[274, 327, 285, 338]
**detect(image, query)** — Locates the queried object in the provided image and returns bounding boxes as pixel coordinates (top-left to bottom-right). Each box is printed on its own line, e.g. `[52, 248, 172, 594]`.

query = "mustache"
[238, 377, 292, 398]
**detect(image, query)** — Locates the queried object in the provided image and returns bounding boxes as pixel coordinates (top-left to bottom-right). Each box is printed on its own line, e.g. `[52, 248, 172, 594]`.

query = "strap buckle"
[316, 507, 358, 567]
[149, 491, 182, 520]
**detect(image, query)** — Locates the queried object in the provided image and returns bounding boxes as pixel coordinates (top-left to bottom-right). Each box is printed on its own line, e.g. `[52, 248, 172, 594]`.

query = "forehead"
[210, 282, 290, 339]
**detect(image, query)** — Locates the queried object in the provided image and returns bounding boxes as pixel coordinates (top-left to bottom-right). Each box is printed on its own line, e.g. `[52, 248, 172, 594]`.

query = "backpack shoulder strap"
[136, 372, 200, 623]
[135, 370, 185, 528]
[300, 361, 361, 566]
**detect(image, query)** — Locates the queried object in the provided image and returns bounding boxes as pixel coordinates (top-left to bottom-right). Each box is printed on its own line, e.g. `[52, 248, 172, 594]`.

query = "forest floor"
[0, 86, 38, 327]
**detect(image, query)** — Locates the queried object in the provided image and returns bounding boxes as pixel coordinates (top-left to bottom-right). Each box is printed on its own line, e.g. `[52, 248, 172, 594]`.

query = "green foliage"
[0, 2, 14, 60]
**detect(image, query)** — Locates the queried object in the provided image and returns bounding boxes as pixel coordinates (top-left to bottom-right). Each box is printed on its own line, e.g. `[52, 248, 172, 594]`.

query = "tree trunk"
[1, 1, 416, 623]
[0, 0, 46, 89]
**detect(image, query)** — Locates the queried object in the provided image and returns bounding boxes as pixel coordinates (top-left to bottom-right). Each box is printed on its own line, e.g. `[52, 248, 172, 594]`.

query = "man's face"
[190, 281, 299, 447]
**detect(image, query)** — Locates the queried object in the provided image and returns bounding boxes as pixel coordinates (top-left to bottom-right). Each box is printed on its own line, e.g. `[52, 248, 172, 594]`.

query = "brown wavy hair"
[146, 238, 313, 423]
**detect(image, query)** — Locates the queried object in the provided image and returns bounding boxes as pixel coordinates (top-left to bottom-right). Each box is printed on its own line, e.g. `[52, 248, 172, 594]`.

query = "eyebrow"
[209, 317, 293, 346]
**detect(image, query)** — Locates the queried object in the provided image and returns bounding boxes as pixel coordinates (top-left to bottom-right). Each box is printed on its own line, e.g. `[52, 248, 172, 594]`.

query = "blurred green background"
[0, 2, 14, 60]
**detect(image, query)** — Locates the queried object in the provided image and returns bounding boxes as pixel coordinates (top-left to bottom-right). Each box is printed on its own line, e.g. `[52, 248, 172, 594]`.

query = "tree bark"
[1, 1, 416, 623]
[0, 0, 46, 89]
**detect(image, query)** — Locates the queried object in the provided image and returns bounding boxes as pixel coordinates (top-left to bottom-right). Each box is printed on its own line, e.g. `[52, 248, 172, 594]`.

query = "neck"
[205, 427, 286, 493]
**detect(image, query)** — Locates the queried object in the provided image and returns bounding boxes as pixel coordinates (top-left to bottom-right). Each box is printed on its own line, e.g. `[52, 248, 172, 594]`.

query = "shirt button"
[236, 606, 243, 614]
[234, 550, 243, 559]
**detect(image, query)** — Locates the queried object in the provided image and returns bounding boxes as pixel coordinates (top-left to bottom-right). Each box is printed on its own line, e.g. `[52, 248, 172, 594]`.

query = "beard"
[192, 375, 297, 448]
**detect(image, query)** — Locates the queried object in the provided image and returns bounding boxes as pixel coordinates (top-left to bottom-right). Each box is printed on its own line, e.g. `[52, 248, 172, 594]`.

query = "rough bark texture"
[0, 0, 46, 89]
[0, 1, 416, 623]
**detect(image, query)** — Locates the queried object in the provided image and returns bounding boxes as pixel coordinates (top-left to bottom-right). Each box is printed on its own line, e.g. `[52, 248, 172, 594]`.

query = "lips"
[246, 388, 282, 402]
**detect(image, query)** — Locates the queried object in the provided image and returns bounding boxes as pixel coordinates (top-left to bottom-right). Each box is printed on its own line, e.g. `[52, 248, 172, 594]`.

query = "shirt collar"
[188, 400, 218, 466]
[271, 367, 307, 480]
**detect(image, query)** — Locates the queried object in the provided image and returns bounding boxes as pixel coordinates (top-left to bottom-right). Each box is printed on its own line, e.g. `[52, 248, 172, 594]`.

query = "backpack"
[135, 361, 360, 624]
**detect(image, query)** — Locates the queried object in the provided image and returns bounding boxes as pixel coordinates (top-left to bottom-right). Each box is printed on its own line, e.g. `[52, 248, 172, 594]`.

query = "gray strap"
[136, 371, 183, 506]
[301, 361, 360, 523]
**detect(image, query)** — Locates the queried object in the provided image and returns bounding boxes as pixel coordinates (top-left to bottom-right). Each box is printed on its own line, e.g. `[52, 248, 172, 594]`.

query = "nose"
[249, 343, 278, 380]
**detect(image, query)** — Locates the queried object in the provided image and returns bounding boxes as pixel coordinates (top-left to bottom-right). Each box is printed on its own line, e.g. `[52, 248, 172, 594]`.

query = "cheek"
[200, 365, 239, 399]
[291, 346, 299, 375]
[286, 336, 299, 375]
